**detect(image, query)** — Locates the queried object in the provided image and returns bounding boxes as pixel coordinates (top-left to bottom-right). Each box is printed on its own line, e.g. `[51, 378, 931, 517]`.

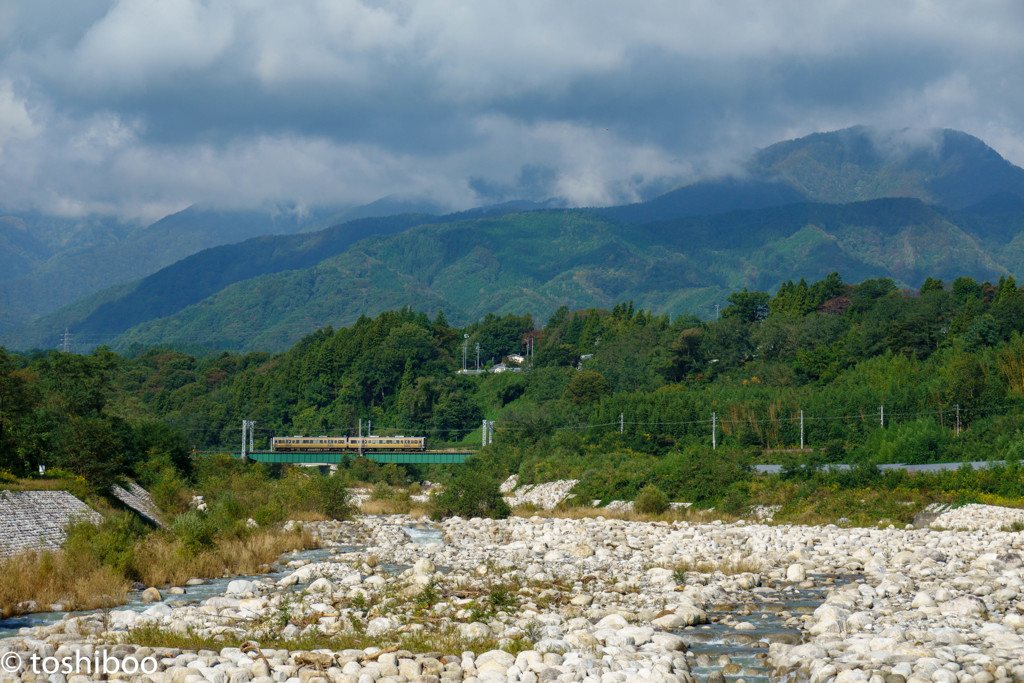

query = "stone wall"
[0, 490, 103, 556]
[111, 482, 165, 527]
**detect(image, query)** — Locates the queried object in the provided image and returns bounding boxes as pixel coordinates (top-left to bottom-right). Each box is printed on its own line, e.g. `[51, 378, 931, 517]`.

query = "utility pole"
[462, 334, 469, 371]
[358, 418, 363, 458]
[880, 405, 884, 428]
[241, 420, 255, 462]
[476, 343, 481, 371]
[619, 413, 624, 434]
[955, 404, 961, 436]
[800, 410, 804, 450]
[712, 412, 717, 450]
[715, 304, 720, 321]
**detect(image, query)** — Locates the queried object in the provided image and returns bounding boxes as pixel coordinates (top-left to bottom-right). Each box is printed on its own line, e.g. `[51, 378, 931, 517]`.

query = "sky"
[1, 0, 1023, 223]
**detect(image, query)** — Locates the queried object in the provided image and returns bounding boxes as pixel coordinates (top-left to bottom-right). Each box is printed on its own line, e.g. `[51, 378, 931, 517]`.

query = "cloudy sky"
[1, 0, 1023, 222]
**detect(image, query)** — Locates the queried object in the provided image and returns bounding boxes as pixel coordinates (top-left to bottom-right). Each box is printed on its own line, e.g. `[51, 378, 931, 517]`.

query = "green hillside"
[0, 205, 346, 335]
[103, 200, 1015, 352]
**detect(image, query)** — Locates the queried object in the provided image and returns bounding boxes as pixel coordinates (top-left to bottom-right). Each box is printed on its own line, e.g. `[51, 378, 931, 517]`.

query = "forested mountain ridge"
[99, 199, 1016, 352]
[597, 126, 1024, 226]
[0, 205, 346, 336]
[748, 126, 1024, 209]
[5, 126, 1024, 353]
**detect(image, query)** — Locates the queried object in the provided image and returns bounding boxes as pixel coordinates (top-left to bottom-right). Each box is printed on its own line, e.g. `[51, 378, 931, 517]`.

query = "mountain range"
[3, 125, 1023, 353]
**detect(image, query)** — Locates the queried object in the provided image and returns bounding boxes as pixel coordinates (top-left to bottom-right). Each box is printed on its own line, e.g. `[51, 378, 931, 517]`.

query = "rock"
[459, 622, 491, 640]
[938, 596, 987, 618]
[141, 587, 163, 603]
[366, 617, 395, 637]
[308, 578, 333, 593]
[786, 564, 806, 582]
[911, 591, 935, 608]
[225, 580, 257, 596]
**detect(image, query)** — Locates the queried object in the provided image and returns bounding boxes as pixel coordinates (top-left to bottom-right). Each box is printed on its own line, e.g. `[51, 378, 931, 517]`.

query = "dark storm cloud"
[1, 0, 1023, 221]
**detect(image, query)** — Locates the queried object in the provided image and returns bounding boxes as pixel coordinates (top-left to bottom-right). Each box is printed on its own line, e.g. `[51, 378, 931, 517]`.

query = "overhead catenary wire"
[194, 399, 1023, 449]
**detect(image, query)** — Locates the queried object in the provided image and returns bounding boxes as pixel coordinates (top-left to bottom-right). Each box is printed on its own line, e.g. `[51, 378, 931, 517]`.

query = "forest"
[3, 271, 1024, 521]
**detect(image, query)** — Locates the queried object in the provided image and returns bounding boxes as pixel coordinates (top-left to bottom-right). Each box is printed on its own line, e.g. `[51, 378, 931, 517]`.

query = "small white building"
[491, 363, 522, 374]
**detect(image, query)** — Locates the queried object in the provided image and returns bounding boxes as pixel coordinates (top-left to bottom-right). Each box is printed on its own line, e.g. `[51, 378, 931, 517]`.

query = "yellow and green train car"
[271, 435, 426, 452]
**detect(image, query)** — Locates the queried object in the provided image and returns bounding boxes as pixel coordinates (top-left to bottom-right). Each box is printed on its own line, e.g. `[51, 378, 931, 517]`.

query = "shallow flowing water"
[681, 577, 844, 683]
[0, 547, 340, 640]
[3, 526, 838, 683]
[2, 524, 447, 641]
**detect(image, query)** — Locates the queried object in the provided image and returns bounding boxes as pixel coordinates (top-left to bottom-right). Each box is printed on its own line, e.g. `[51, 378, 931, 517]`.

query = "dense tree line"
[3, 272, 1024, 505]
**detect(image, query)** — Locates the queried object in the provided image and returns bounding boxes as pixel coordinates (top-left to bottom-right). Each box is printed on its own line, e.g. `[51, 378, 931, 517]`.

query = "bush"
[431, 472, 511, 520]
[145, 464, 193, 514]
[63, 512, 149, 580]
[370, 482, 394, 501]
[314, 473, 352, 520]
[172, 510, 217, 556]
[634, 485, 669, 515]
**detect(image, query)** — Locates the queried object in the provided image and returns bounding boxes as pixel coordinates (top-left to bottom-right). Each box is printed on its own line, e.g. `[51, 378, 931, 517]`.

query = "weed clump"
[634, 485, 669, 515]
[432, 472, 511, 520]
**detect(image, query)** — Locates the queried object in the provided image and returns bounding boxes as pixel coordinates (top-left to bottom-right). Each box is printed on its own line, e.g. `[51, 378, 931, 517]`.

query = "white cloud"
[0, 79, 38, 158]
[1, 0, 1024, 218]
[71, 0, 235, 88]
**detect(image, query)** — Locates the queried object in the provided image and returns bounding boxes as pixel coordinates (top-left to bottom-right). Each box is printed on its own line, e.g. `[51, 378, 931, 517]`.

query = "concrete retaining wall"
[0, 490, 103, 556]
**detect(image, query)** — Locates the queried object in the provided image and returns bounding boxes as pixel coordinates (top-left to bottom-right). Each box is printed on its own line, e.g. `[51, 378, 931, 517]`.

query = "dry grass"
[672, 556, 764, 575]
[0, 551, 129, 618]
[118, 622, 536, 657]
[285, 510, 330, 523]
[0, 525, 315, 618]
[359, 499, 432, 517]
[513, 504, 741, 525]
[135, 527, 317, 588]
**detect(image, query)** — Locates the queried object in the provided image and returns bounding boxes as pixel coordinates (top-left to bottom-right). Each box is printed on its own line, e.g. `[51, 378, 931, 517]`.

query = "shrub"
[431, 472, 511, 520]
[370, 482, 394, 501]
[172, 510, 217, 556]
[146, 465, 193, 514]
[314, 473, 352, 520]
[634, 485, 669, 515]
[62, 513, 149, 580]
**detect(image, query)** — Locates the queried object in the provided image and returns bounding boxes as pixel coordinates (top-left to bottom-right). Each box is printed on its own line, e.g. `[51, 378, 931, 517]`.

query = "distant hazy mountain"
[0, 204, 350, 336]
[5, 126, 1023, 353]
[749, 126, 1024, 209]
[15, 197, 1008, 353]
[596, 178, 808, 225]
[0, 195, 572, 338]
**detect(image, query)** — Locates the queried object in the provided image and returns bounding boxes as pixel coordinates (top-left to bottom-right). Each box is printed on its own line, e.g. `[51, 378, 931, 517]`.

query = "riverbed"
[2, 512, 1023, 682]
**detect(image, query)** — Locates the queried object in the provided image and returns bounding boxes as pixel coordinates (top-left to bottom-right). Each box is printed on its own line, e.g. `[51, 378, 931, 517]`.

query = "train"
[271, 435, 426, 452]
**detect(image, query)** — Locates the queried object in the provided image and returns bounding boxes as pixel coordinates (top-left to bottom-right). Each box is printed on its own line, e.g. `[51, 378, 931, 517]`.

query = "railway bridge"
[240, 449, 474, 465]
